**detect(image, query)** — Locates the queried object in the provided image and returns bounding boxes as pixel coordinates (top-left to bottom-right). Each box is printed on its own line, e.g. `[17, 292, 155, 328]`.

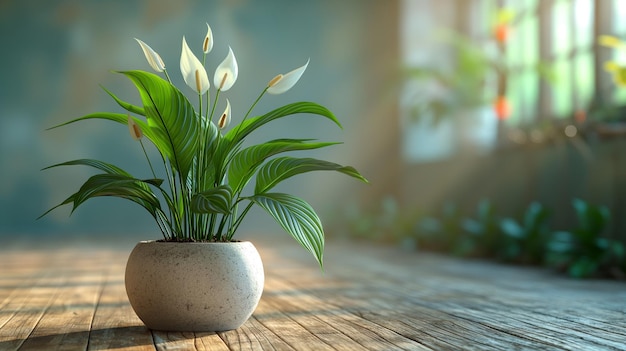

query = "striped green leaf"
[255, 157, 368, 194]
[251, 193, 324, 267]
[228, 139, 340, 193]
[120, 70, 199, 179]
[191, 185, 233, 214]
[224, 102, 341, 147]
[100, 85, 146, 116]
[42, 159, 132, 176]
[42, 174, 162, 219]
[46, 112, 164, 149]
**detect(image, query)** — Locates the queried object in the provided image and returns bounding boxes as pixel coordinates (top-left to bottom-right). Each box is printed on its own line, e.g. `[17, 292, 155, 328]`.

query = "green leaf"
[42, 174, 162, 219]
[42, 159, 132, 176]
[572, 198, 610, 239]
[100, 85, 145, 116]
[119, 70, 199, 179]
[191, 185, 233, 214]
[48, 112, 131, 129]
[225, 102, 341, 147]
[255, 157, 368, 194]
[228, 139, 341, 193]
[251, 193, 324, 267]
[39, 161, 164, 220]
[197, 120, 222, 187]
[72, 174, 161, 214]
[46, 112, 163, 147]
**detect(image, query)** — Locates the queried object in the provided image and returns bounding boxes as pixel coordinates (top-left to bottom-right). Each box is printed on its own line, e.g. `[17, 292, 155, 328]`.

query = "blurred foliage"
[547, 199, 625, 278]
[416, 202, 465, 254]
[500, 202, 551, 264]
[463, 200, 503, 258]
[404, 30, 555, 126]
[343, 197, 625, 280]
[405, 31, 494, 125]
[343, 196, 420, 247]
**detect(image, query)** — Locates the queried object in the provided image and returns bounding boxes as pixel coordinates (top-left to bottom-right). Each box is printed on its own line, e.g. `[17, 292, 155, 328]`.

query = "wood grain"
[0, 239, 625, 350]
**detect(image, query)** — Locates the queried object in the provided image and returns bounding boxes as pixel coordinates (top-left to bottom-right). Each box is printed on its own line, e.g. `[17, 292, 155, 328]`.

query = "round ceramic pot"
[124, 240, 264, 332]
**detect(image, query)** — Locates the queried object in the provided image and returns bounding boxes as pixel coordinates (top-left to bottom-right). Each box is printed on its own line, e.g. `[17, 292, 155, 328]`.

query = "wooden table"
[1, 237, 625, 350]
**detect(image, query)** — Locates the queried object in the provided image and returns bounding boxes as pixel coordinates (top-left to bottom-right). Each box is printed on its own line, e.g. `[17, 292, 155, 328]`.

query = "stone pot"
[124, 240, 264, 332]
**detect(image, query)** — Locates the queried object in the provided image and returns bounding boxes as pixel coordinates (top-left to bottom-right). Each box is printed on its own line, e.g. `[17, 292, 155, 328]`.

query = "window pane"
[521, 70, 539, 122]
[614, 0, 626, 36]
[506, 74, 523, 124]
[573, 0, 593, 48]
[553, 0, 572, 58]
[520, 15, 539, 63]
[575, 51, 594, 110]
[553, 59, 573, 117]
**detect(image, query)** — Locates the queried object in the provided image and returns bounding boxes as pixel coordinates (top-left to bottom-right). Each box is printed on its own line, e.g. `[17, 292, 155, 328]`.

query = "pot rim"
[137, 240, 253, 245]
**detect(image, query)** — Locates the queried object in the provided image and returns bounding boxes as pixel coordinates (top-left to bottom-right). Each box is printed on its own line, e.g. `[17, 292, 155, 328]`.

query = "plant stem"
[210, 89, 221, 124]
[163, 69, 173, 84]
[139, 140, 157, 179]
[161, 155, 181, 239]
[231, 88, 267, 143]
[228, 200, 255, 239]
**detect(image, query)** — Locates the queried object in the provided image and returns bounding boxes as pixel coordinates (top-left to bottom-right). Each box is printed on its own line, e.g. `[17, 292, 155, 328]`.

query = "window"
[401, 0, 605, 163]
[551, 0, 594, 117]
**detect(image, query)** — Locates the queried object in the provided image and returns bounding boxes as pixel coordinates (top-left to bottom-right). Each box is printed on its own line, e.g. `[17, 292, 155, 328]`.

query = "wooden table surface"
[1, 237, 625, 350]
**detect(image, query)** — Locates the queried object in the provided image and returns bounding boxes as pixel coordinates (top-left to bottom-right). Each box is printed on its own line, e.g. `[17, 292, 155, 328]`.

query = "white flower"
[267, 59, 309, 94]
[134, 38, 165, 72]
[127, 114, 143, 140]
[203, 23, 214, 54]
[218, 99, 232, 129]
[180, 36, 210, 95]
[214, 47, 238, 91]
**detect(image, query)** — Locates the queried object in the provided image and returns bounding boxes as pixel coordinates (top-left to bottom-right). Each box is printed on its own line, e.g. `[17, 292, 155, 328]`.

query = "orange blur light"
[574, 109, 587, 123]
[494, 96, 511, 120]
[494, 24, 510, 43]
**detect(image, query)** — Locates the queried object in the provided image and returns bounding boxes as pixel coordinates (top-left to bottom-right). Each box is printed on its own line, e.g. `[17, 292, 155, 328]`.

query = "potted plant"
[40, 24, 367, 332]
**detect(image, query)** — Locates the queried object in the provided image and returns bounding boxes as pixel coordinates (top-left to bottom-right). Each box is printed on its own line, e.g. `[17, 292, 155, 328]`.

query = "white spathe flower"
[267, 59, 309, 94]
[135, 38, 165, 72]
[203, 23, 214, 54]
[218, 99, 232, 129]
[214, 47, 238, 91]
[180, 36, 210, 95]
[127, 114, 143, 140]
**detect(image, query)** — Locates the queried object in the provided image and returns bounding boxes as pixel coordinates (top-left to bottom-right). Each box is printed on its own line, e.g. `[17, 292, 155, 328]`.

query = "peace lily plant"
[42, 24, 367, 267]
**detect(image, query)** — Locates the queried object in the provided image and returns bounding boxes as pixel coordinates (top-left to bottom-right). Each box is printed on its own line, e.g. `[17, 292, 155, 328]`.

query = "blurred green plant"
[405, 31, 493, 125]
[462, 199, 504, 258]
[405, 29, 555, 125]
[343, 197, 419, 246]
[500, 202, 552, 264]
[547, 199, 625, 278]
[343, 196, 625, 279]
[416, 202, 465, 254]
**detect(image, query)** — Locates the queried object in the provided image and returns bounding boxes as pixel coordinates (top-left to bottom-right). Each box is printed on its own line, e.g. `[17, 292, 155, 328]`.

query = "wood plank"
[282, 272, 553, 350]
[17, 269, 105, 350]
[189, 332, 232, 351]
[261, 274, 431, 351]
[251, 295, 335, 351]
[152, 331, 232, 351]
[0, 269, 66, 350]
[219, 315, 295, 351]
[273, 241, 626, 350]
[87, 252, 155, 351]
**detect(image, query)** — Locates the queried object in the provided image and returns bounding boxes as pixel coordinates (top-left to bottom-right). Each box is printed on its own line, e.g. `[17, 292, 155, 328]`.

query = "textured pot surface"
[125, 241, 264, 332]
